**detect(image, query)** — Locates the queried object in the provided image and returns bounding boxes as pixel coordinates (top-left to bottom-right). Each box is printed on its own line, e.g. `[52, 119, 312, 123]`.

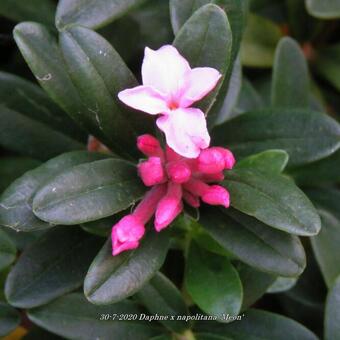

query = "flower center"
[168, 101, 179, 110]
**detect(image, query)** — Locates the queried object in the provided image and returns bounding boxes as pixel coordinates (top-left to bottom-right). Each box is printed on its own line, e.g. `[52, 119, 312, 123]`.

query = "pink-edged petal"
[118, 85, 168, 115]
[156, 108, 210, 158]
[179, 67, 222, 107]
[142, 45, 191, 97]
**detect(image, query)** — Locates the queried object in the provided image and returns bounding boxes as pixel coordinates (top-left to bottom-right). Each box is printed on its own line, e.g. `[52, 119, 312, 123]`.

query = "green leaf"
[0, 157, 41, 194]
[290, 150, 340, 186]
[84, 231, 170, 304]
[195, 309, 318, 339]
[235, 262, 275, 309]
[13, 23, 95, 139]
[0, 105, 84, 160]
[0, 0, 55, 25]
[307, 189, 340, 288]
[28, 293, 162, 340]
[173, 4, 232, 114]
[241, 13, 282, 67]
[0, 71, 86, 143]
[306, 0, 340, 19]
[200, 207, 306, 277]
[325, 274, 340, 340]
[271, 37, 309, 108]
[314, 44, 340, 91]
[223, 168, 321, 236]
[136, 272, 188, 332]
[0, 302, 20, 337]
[59, 26, 153, 159]
[267, 276, 297, 293]
[5, 227, 102, 308]
[0, 229, 16, 272]
[56, 0, 148, 30]
[1, 228, 45, 252]
[185, 242, 242, 318]
[236, 150, 289, 174]
[213, 108, 340, 167]
[33, 158, 145, 225]
[0, 151, 109, 232]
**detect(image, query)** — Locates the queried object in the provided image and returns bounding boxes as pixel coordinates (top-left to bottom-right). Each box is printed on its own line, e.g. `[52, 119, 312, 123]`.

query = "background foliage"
[0, 0, 340, 339]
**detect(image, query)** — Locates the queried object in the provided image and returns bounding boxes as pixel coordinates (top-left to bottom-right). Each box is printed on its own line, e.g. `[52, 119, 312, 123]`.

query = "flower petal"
[179, 67, 221, 107]
[156, 108, 210, 158]
[142, 45, 190, 97]
[118, 85, 168, 115]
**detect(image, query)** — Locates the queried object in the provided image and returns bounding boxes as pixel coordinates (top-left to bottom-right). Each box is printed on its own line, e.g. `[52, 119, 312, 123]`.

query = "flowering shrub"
[0, 0, 340, 339]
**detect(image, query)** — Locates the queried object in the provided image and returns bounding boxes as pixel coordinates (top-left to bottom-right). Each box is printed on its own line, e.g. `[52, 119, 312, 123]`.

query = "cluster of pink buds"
[111, 134, 235, 256]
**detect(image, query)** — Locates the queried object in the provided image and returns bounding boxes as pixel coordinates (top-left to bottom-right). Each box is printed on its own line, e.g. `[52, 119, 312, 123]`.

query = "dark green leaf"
[5, 227, 102, 308]
[223, 168, 321, 236]
[213, 108, 340, 167]
[137, 272, 188, 332]
[307, 189, 340, 288]
[84, 231, 170, 304]
[0, 105, 84, 160]
[0, 71, 86, 143]
[235, 149, 289, 174]
[241, 13, 282, 67]
[0, 302, 20, 337]
[325, 274, 340, 340]
[1, 228, 45, 252]
[0, 157, 40, 194]
[195, 309, 318, 340]
[200, 207, 306, 277]
[56, 0, 148, 30]
[23, 327, 65, 340]
[185, 242, 242, 318]
[174, 4, 232, 114]
[0, 0, 55, 25]
[59, 26, 153, 159]
[195, 333, 231, 340]
[0, 151, 109, 231]
[28, 293, 162, 340]
[271, 37, 309, 108]
[33, 158, 145, 225]
[0, 229, 16, 272]
[306, 0, 340, 19]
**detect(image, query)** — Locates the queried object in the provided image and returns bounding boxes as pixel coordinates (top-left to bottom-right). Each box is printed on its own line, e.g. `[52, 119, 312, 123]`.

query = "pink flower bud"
[183, 191, 200, 208]
[111, 215, 145, 256]
[155, 182, 183, 232]
[197, 147, 226, 174]
[200, 172, 225, 183]
[137, 134, 163, 157]
[166, 161, 191, 183]
[201, 185, 230, 208]
[138, 157, 166, 186]
[215, 147, 235, 170]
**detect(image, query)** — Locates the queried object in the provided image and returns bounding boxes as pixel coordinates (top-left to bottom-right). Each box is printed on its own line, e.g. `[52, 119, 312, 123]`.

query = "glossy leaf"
[0, 151, 109, 231]
[223, 168, 321, 236]
[325, 275, 340, 340]
[0, 230, 16, 272]
[307, 189, 340, 288]
[195, 309, 318, 339]
[271, 37, 309, 108]
[213, 108, 340, 167]
[306, 0, 340, 19]
[236, 150, 289, 174]
[59, 26, 153, 158]
[200, 207, 306, 277]
[137, 272, 188, 332]
[0, 71, 86, 142]
[0, 302, 20, 337]
[5, 227, 102, 308]
[28, 293, 162, 340]
[56, 0, 148, 30]
[84, 231, 170, 304]
[185, 242, 242, 318]
[0, 0, 55, 25]
[241, 13, 282, 67]
[33, 158, 145, 225]
[13, 23, 90, 129]
[0, 157, 41, 194]
[174, 4, 232, 114]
